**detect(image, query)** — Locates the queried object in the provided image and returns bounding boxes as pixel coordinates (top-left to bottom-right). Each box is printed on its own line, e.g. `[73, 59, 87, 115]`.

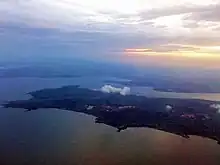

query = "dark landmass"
[105, 79, 219, 93]
[3, 85, 220, 144]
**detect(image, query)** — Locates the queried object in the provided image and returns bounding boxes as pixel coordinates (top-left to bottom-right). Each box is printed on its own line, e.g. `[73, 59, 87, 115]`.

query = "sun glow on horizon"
[122, 44, 220, 69]
[124, 45, 220, 59]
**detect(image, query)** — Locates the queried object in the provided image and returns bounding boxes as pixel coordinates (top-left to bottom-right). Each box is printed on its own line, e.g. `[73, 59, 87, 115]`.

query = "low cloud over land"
[101, 85, 130, 96]
[210, 104, 220, 113]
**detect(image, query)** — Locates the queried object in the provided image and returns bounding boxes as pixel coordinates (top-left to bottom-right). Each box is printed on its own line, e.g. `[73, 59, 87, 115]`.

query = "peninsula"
[3, 85, 220, 144]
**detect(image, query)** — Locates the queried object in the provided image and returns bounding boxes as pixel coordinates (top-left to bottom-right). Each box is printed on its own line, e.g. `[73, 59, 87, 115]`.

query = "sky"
[0, 0, 220, 69]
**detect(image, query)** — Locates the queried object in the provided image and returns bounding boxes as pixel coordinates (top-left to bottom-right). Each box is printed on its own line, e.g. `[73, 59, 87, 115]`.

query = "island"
[3, 85, 220, 144]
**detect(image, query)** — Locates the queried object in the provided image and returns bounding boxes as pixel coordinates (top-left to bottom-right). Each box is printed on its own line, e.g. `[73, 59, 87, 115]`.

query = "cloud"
[1, 0, 220, 66]
[184, 4, 220, 22]
[101, 85, 130, 96]
[86, 105, 94, 110]
[1, 0, 220, 34]
[165, 105, 173, 111]
[210, 104, 220, 113]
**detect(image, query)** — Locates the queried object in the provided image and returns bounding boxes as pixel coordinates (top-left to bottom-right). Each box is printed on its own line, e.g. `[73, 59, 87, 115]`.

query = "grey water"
[1, 77, 220, 165]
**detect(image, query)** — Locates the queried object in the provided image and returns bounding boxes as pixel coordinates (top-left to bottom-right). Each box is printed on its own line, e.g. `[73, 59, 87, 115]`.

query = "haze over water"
[1, 77, 220, 165]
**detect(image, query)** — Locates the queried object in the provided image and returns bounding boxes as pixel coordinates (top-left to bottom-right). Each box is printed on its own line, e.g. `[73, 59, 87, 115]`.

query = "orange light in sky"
[124, 46, 220, 58]
[125, 48, 152, 52]
[123, 45, 220, 69]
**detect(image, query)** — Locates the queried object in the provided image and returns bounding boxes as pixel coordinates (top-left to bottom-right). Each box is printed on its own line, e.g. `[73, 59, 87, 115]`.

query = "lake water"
[1, 77, 220, 165]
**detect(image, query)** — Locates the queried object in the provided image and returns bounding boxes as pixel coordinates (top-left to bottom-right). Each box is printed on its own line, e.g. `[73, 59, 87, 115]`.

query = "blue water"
[1, 77, 220, 165]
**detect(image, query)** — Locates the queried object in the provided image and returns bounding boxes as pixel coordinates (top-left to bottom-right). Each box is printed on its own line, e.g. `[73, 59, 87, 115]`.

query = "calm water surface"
[1, 77, 220, 165]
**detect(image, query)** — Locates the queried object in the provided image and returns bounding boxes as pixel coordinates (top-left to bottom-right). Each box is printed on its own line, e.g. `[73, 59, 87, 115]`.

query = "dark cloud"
[137, 3, 220, 23]
[175, 36, 220, 46]
[185, 4, 220, 22]
[0, 23, 172, 55]
[1, 0, 220, 62]
[137, 3, 220, 31]
[139, 5, 202, 20]
[183, 21, 200, 28]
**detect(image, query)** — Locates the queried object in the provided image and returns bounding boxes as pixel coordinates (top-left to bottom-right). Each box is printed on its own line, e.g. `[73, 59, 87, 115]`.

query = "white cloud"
[101, 85, 130, 95]
[1, 0, 220, 53]
[165, 105, 173, 111]
[120, 87, 131, 96]
[86, 105, 94, 110]
[1, 0, 220, 35]
[210, 104, 220, 113]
